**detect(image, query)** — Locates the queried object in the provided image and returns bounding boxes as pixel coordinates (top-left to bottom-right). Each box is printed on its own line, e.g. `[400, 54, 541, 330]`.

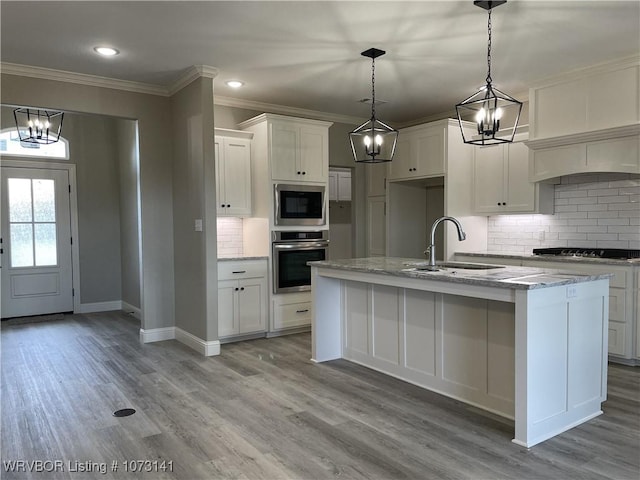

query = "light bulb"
[494, 108, 503, 120]
[27, 120, 34, 128]
[364, 135, 372, 147]
[475, 108, 486, 124]
[375, 135, 383, 146]
[44, 121, 50, 129]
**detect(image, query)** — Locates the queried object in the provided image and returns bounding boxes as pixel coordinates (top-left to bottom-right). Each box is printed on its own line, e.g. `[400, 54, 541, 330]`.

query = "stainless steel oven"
[274, 183, 326, 226]
[272, 230, 329, 294]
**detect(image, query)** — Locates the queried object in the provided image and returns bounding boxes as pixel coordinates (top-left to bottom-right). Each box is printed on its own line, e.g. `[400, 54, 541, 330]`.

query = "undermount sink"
[406, 261, 506, 271]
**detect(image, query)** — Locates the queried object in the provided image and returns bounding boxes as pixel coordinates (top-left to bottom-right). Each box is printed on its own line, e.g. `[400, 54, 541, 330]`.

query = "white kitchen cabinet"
[329, 168, 352, 201]
[218, 260, 268, 339]
[366, 162, 388, 197]
[473, 140, 553, 214]
[529, 136, 640, 182]
[214, 129, 253, 216]
[272, 292, 312, 330]
[388, 123, 445, 181]
[270, 121, 329, 183]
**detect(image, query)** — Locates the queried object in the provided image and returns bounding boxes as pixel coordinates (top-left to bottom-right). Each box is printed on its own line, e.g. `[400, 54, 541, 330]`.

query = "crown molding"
[214, 94, 365, 126]
[167, 65, 219, 96]
[529, 55, 640, 90]
[0, 62, 168, 96]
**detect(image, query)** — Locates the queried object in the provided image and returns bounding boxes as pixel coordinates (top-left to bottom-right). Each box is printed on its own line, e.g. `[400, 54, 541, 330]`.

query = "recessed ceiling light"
[226, 80, 244, 89]
[94, 46, 119, 57]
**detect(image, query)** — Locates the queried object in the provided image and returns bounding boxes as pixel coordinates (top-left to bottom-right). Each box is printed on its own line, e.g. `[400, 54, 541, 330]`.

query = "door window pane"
[34, 223, 57, 266]
[8, 178, 32, 222]
[10, 223, 34, 267]
[33, 179, 56, 222]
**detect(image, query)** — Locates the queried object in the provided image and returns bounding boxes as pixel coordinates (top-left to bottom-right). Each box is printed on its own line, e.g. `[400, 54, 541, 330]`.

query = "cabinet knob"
[297, 171, 301, 175]
[240, 287, 245, 291]
[221, 204, 225, 207]
[302, 171, 306, 175]
[227, 204, 231, 208]
[234, 287, 239, 291]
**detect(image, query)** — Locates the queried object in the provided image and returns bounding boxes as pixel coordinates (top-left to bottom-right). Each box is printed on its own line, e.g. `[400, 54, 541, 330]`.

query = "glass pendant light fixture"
[456, 1, 522, 145]
[349, 48, 398, 163]
[13, 108, 64, 145]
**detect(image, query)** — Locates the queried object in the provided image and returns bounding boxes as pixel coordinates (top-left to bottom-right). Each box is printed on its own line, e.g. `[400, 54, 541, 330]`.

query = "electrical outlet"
[194, 219, 203, 232]
[567, 285, 577, 298]
[538, 230, 545, 241]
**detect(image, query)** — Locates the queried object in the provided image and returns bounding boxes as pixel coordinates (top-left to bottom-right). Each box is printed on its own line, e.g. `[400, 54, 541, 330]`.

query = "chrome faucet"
[425, 216, 466, 269]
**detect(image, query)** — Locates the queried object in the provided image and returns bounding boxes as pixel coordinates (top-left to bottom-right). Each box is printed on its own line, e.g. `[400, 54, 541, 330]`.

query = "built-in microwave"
[274, 183, 326, 226]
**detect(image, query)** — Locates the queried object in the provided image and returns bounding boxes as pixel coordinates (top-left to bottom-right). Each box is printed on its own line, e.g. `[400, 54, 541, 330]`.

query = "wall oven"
[272, 230, 329, 294]
[274, 183, 326, 226]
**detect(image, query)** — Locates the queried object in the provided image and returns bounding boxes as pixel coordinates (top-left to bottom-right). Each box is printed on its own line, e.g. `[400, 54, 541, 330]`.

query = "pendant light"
[13, 107, 64, 145]
[349, 48, 398, 163]
[455, 1, 522, 145]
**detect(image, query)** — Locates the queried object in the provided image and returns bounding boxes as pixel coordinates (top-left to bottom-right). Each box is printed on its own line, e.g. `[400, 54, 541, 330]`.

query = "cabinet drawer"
[272, 299, 312, 330]
[218, 260, 267, 280]
[608, 321, 626, 356]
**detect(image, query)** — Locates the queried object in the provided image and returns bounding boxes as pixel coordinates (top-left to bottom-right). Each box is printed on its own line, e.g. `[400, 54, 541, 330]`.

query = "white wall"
[487, 173, 640, 253]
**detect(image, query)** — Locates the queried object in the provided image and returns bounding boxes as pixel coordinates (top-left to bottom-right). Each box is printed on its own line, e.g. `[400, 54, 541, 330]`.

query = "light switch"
[195, 219, 203, 232]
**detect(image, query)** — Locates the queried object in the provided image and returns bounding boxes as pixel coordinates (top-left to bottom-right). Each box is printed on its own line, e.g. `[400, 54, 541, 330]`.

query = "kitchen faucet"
[425, 216, 466, 270]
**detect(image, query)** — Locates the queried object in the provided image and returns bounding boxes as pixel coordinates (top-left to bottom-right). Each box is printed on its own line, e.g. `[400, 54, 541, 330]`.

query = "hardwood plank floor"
[2, 311, 639, 479]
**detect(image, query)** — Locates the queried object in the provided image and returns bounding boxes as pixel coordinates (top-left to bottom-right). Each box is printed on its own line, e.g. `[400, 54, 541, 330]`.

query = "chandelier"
[455, 1, 522, 145]
[13, 108, 64, 145]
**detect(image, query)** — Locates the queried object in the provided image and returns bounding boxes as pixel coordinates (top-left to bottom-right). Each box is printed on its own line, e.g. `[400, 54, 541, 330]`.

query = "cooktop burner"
[532, 248, 640, 259]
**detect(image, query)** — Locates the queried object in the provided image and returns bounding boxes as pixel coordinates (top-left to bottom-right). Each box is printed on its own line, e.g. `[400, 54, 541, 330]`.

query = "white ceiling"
[1, 1, 639, 125]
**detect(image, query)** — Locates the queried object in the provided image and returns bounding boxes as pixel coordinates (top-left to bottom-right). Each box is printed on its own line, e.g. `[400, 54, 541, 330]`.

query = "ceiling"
[1, 1, 639, 125]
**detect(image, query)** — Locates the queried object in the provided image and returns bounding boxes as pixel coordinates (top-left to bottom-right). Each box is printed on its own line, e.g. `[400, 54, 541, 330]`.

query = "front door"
[1, 167, 74, 318]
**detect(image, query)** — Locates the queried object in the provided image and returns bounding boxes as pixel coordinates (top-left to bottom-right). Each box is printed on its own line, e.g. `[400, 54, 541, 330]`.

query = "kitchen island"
[309, 257, 611, 448]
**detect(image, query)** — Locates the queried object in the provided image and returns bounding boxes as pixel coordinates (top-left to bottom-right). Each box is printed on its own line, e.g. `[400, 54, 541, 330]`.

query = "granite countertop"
[456, 251, 640, 267]
[218, 256, 268, 262]
[308, 257, 613, 290]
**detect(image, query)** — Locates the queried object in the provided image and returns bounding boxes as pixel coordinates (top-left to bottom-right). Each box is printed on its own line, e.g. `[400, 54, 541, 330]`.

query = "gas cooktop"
[532, 248, 640, 259]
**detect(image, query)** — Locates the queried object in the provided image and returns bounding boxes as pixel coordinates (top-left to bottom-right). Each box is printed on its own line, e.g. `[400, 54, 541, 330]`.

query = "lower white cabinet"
[272, 292, 312, 331]
[218, 259, 267, 339]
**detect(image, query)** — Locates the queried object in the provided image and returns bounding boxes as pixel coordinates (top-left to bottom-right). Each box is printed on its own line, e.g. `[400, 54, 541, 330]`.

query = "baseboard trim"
[139, 327, 175, 343]
[77, 301, 122, 314]
[175, 328, 221, 356]
[121, 301, 142, 320]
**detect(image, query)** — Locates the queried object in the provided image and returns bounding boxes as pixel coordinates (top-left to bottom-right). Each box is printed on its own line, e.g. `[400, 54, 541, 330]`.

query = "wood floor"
[2, 311, 639, 480]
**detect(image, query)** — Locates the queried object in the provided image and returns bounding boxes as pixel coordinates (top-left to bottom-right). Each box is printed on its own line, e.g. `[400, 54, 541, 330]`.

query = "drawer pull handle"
[296, 309, 309, 313]
[232, 270, 246, 274]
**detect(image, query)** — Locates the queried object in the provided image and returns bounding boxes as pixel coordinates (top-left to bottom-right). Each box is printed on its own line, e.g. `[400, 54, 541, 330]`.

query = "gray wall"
[116, 119, 141, 309]
[1, 73, 175, 331]
[171, 77, 217, 341]
[1, 107, 124, 305]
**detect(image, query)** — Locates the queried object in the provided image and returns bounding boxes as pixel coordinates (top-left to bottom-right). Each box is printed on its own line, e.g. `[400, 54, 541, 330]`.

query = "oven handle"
[273, 242, 329, 250]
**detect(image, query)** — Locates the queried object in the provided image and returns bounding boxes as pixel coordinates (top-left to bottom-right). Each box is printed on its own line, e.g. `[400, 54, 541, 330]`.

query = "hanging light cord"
[370, 56, 377, 120]
[486, 8, 493, 85]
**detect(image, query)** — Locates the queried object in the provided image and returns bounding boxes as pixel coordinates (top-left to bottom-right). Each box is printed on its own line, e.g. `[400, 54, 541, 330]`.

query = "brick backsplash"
[217, 217, 244, 257]
[487, 173, 640, 253]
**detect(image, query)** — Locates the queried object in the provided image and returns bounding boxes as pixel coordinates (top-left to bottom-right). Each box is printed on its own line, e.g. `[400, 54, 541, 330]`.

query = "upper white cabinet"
[214, 129, 253, 217]
[388, 123, 445, 181]
[528, 58, 640, 181]
[329, 168, 352, 201]
[270, 120, 329, 183]
[473, 139, 553, 214]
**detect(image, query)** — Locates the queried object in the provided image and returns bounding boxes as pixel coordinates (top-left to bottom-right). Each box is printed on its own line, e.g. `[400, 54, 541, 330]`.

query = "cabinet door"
[223, 138, 252, 216]
[328, 171, 338, 201]
[505, 142, 535, 212]
[367, 196, 386, 256]
[238, 277, 267, 334]
[271, 122, 299, 181]
[367, 162, 387, 196]
[337, 172, 352, 201]
[299, 125, 328, 182]
[388, 135, 412, 180]
[414, 127, 444, 177]
[218, 280, 239, 337]
[473, 144, 505, 213]
[214, 137, 226, 216]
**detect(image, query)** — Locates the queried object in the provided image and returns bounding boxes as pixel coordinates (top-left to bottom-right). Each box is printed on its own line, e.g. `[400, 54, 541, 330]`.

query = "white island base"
[310, 261, 609, 448]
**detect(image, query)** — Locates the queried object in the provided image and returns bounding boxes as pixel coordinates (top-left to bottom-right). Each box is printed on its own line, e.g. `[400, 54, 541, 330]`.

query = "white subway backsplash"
[217, 217, 244, 257]
[487, 173, 640, 253]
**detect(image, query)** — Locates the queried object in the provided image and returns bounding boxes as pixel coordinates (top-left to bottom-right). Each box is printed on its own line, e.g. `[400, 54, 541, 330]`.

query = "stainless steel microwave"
[274, 184, 326, 226]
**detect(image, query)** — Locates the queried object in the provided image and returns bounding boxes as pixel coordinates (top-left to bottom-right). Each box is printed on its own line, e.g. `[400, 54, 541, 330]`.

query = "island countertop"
[309, 256, 612, 290]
